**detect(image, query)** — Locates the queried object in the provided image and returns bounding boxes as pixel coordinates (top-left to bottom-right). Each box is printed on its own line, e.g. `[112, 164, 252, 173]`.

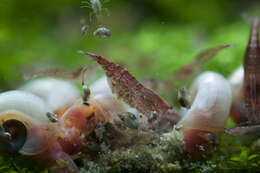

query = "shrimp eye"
[83, 102, 90, 106]
[0, 119, 27, 153]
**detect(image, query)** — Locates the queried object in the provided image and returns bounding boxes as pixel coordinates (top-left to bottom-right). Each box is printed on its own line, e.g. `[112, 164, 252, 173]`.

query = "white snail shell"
[90, 76, 112, 95]
[177, 71, 232, 132]
[20, 78, 80, 110]
[228, 66, 244, 101]
[0, 90, 57, 155]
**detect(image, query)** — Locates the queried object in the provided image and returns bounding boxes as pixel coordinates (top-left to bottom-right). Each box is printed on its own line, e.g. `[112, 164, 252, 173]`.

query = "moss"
[0, 154, 48, 173]
[72, 123, 260, 173]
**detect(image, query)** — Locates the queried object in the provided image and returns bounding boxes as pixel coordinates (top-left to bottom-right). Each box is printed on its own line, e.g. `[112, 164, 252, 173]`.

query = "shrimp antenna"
[81, 66, 91, 105]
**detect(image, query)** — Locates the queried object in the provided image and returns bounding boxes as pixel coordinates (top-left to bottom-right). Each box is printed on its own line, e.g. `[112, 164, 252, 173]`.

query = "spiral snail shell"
[0, 90, 57, 155]
[177, 71, 232, 155]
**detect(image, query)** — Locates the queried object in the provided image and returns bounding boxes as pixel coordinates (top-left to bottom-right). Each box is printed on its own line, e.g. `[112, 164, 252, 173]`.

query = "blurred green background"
[0, 0, 259, 91]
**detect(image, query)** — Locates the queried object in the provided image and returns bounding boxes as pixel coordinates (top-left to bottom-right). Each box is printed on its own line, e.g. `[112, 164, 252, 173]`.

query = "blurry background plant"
[1, 0, 260, 172]
[1, 0, 260, 92]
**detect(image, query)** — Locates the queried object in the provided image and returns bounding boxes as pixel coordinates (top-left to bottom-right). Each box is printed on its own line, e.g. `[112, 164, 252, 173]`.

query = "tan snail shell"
[0, 90, 58, 155]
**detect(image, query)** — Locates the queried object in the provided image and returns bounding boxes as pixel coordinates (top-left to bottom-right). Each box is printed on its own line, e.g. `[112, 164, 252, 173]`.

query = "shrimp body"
[243, 18, 260, 122]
